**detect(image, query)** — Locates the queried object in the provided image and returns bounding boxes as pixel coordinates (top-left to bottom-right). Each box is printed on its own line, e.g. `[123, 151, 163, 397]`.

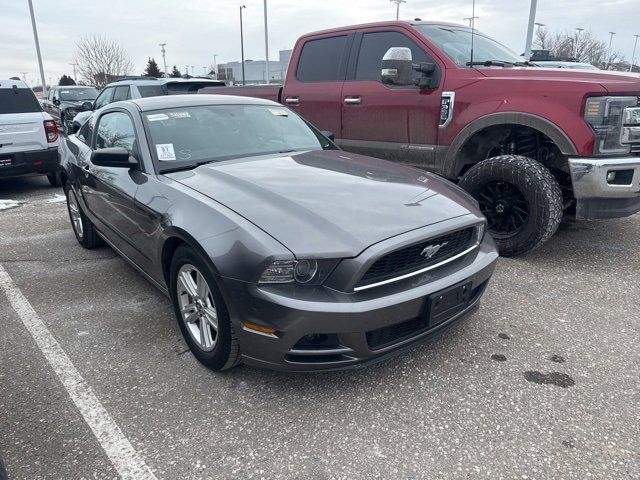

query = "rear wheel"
[47, 172, 61, 187]
[65, 181, 103, 248]
[459, 155, 563, 256]
[170, 246, 241, 371]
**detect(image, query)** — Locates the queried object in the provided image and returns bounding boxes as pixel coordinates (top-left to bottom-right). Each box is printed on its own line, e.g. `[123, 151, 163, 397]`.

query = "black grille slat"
[356, 228, 475, 289]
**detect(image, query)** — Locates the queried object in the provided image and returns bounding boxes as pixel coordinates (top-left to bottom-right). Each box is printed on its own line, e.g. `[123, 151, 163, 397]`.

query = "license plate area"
[427, 281, 473, 327]
[0, 157, 13, 167]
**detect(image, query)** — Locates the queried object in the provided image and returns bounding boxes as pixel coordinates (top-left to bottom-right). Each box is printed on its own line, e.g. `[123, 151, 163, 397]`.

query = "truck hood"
[478, 67, 640, 95]
[165, 150, 479, 257]
[61, 100, 94, 109]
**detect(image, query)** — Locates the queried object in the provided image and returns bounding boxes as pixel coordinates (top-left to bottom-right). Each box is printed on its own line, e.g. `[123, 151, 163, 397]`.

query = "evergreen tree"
[143, 58, 162, 78]
[58, 74, 76, 86]
[170, 65, 182, 78]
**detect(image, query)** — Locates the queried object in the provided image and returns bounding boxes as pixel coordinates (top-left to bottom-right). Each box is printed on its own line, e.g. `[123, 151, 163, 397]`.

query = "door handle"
[284, 97, 299, 106]
[344, 97, 362, 105]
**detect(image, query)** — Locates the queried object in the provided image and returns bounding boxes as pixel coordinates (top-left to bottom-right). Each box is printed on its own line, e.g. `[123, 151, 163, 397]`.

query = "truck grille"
[355, 227, 476, 290]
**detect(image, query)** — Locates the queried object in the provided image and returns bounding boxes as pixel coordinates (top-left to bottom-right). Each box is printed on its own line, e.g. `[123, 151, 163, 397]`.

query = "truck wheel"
[459, 155, 563, 257]
[47, 172, 61, 187]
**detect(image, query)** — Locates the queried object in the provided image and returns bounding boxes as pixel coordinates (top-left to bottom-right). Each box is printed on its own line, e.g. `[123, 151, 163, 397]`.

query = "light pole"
[27, 0, 47, 95]
[69, 63, 77, 83]
[202, 66, 207, 75]
[263, 0, 270, 84]
[240, 5, 246, 85]
[463, 16, 478, 28]
[185, 65, 189, 77]
[606, 32, 616, 70]
[159, 43, 168, 78]
[524, 0, 538, 62]
[574, 27, 584, 60]
[631, 35, 640, 73]
[213, 54, 218, 79]
[390, 0, 406, 21]
[190, 66, 195, 76]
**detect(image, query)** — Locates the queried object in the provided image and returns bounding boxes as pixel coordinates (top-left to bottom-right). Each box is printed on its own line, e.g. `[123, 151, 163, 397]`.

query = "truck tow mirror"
[413, 62, 438, 89]
[381, 47, 414, 86]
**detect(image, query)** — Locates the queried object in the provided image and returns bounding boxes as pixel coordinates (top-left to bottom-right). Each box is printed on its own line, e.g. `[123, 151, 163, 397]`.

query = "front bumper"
[568, 156, 640, 219]
[0, 147, 59, 178]
[220, 236, 498, 372]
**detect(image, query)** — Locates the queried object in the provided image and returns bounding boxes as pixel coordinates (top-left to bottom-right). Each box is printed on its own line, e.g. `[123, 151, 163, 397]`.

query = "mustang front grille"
[354, 227, 478, 291]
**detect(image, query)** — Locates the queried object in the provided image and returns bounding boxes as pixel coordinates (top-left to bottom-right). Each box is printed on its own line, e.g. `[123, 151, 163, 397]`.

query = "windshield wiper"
[466, 60, 514, 67]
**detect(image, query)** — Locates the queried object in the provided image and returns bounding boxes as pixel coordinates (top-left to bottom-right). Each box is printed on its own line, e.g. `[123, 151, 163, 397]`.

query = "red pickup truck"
[201, 21, 640, 256]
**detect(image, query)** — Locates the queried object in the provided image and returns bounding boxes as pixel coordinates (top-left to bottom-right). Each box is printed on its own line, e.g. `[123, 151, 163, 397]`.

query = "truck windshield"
[144, 104, 335, 170]
[414, 24, 524, 67]
[59, 88, 99, 101]
[0, 88, 42, 114]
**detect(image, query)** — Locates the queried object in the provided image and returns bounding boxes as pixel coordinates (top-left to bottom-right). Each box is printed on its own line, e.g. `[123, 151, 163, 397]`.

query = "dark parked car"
[59, 95, 497, 371]
[42, 86, 98, 134]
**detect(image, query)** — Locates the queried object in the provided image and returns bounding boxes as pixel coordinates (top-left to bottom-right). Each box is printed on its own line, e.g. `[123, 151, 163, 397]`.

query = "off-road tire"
[64, 181, 103, 249]
[459, 155, 563, 257]
[169, 245, 241, 371]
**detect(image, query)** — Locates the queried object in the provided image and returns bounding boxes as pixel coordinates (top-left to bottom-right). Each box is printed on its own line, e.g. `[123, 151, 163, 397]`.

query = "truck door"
[281, 34, 352, 137]
[340, 29, 443, 169]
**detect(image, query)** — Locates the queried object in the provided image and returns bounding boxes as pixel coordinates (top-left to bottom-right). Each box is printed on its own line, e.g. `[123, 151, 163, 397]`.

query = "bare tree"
[534, 28, 625, 68]
[73, 35, 133, 87]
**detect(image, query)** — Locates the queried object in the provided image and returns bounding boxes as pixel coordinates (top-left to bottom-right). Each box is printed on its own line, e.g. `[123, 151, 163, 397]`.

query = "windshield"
[415, 24, 523, 66]
[144, 104, 334, 170]
[59, 87, 98, 101]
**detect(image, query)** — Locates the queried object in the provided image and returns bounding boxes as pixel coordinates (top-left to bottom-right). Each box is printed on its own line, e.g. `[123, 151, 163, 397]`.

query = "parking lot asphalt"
[0, 174, 638, 480]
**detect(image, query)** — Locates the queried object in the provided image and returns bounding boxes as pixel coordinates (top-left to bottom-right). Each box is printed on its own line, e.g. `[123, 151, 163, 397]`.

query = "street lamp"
[27, 0, 47, 94]
[631, 35, 640, 73]
[159, 43, 168, 78]
[574, 27, 584, 60]
[463, 16, 478, 28]
[213, 54, 218, 79]
[263, 0, 270, 84]
[69, 63, 77, 83]
[240, 5, 246, 85]
[606, 31, 616, 70]
[390, 0, 406, 21]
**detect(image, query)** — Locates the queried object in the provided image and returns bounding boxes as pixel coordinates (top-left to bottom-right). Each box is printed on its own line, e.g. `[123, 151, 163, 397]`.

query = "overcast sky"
[2, 0, 639, 86]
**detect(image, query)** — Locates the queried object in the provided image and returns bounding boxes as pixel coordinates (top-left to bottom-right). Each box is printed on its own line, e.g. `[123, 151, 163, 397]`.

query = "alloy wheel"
[477, 180, 529, 239]
[67, 189, 84, 239]
[176, 264, 219, 352]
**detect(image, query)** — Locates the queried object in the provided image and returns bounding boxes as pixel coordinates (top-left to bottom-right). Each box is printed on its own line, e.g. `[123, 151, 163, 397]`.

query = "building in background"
[218, 49, 292, 84]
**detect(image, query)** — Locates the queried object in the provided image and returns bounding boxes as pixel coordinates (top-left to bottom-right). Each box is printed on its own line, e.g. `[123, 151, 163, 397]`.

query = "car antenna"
[469, 0, 476, 68]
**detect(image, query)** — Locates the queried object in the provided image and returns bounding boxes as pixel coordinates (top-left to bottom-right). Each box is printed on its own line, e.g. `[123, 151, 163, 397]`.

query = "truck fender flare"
[443, 112, 579, 178]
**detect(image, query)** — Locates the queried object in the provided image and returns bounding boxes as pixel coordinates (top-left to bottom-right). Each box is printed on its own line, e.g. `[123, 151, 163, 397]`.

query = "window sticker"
[169, 111, 191, 119]
[268, 108, 288, 117]
[146, 113, 169, 122]
[61, 90, 70, 94]
[156, 144, 176, 161]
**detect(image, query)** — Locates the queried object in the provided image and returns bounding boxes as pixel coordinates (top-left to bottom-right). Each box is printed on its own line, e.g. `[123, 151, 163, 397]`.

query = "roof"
[129, 94, 279, 111]
[0, 79, 28, 89]
[301, 20, 467, 38]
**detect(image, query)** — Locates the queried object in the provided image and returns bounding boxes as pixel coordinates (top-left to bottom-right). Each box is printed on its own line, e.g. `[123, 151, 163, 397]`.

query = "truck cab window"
[94, 88, 115, 110]
[296, 36, 348, 82]
[355, 31, 431, 84]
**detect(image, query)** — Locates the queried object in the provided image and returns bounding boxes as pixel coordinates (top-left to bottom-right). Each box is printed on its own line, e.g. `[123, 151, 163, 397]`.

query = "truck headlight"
[66, 109, 78, 118]
[584, 96, 637, 156]
[258, 259, 339, 285]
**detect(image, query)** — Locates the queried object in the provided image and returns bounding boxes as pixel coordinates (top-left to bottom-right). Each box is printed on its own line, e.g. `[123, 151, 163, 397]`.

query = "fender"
[440, 112, 580, 179]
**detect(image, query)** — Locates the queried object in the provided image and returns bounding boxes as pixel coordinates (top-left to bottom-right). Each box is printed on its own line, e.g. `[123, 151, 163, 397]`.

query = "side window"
[93, 88, 115, 110]
[48, 88, 55, 101]
[296, 36, 348, 82]
[95, 112, 136, 152]
[77, 120, 91, 144]
[355, 31, 432, 84]
[53, 89, 60, 102]
[112, 86, 130, 102]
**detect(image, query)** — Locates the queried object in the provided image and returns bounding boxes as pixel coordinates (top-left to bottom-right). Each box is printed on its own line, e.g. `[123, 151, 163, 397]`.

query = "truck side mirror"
[414, 62, 438, 89]
[381, 47, 414, 86]
[53, 98, 60, 105]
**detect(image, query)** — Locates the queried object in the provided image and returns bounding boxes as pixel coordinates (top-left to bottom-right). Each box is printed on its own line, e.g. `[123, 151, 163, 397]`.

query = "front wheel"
[65, 182, 103, 249]
[459, 155, 563, 257]
[169, 246, 241, 371]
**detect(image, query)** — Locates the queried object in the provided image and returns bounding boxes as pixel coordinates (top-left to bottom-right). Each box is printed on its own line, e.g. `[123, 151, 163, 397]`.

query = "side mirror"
[91, 147, 138, 168]
[381, 47, 414, 86]
[320, 130, 335, 141]
[53, 98, 60, 105]
[82, 101, 94, 111]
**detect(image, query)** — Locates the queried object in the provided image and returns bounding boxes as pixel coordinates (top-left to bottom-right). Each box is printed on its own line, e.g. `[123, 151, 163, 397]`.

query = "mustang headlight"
[258, 259, 338, 285]
[584, 96, 637, 156]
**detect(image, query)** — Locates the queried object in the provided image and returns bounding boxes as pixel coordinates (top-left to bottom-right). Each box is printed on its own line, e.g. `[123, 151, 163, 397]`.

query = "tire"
[169, 246, 241, 371]
[64, 181, 103, 249]
[47, 172, 61, 187]
[459, 155, 563, 257]
[62, 114, 71, 136]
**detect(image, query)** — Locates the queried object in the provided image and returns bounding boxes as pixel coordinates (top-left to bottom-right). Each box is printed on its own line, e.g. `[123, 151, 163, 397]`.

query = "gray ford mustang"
[59, 95, 498, 371]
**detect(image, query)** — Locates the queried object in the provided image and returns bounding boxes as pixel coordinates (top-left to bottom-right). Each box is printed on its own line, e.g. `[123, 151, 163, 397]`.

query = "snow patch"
[45, 194, 66, 204]
[0, 199, 22, 211]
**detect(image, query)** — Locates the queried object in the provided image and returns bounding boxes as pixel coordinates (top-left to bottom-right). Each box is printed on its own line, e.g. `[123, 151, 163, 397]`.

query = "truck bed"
[198, 85, 283, 104]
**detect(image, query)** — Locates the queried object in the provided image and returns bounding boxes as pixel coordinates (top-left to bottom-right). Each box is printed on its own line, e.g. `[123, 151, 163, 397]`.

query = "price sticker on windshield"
[156, 144, 176, 161]
[269, 108, 288, 117]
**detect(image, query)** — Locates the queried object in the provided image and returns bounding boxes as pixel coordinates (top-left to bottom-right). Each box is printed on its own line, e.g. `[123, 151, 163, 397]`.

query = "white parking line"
[0, 264, 157, 480]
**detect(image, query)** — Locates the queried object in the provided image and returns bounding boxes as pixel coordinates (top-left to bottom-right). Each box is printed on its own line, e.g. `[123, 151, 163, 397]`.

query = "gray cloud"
[2, 0, 639, 85]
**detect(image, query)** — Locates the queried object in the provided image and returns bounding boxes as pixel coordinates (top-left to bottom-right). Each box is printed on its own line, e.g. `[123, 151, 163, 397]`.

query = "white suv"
[0, 79, 60, 186]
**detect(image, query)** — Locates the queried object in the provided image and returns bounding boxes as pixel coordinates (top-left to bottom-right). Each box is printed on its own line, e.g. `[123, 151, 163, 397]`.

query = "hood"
[166, 150, 479, 257]
[478, 67, 640, 95]
[61, 100, 93, 110]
